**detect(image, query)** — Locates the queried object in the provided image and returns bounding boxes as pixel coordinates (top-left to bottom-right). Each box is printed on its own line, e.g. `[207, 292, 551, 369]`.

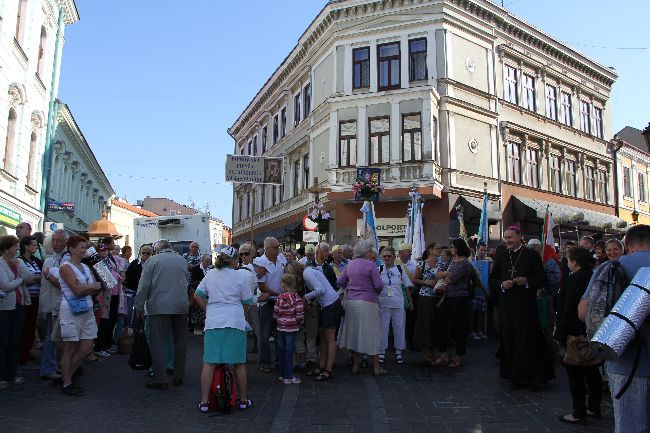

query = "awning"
[452, 196, 501, 223]
[512, 196, 625, 229]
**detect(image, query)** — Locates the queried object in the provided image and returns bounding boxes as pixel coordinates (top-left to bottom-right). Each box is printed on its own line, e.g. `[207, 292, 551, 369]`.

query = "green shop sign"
[0, 205, 21, 228]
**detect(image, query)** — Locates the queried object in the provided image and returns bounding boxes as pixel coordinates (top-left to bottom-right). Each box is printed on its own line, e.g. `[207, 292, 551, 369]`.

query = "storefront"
[0, 192, 42, 236]
[356, 217, 408, 248]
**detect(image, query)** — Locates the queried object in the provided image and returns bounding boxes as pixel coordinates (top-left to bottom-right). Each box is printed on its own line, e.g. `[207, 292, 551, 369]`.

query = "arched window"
[27, 131, 38, 186]
[4, 108, 18, 172]
[15, 0, 28, 43]
[37, 26, 47, 78]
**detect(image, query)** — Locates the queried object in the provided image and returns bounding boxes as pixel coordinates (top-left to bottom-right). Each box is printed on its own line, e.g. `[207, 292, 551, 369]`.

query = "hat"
[398, 242, 412, 252]
[527, 238, 542, 247]
[216, 245, 238, 258]
[305, 244, 316, 254]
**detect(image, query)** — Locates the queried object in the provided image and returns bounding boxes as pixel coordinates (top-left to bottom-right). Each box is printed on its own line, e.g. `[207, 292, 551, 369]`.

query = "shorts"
[58, 309, 98, 342]
[319, 300, 342, 330]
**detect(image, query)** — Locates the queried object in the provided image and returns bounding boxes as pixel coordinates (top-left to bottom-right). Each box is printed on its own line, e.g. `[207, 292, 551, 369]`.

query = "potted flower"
[352, 173, 385, 202]
[309, 202, 331, 224]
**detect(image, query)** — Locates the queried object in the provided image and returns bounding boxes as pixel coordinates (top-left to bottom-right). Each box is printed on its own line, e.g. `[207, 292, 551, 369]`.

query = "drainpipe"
[491, 28, 503, 239]
[610, 138, 624, 218]
[40, 8, 64, 225]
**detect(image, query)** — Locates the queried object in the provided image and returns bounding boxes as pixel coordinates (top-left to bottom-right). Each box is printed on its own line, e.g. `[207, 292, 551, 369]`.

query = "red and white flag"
[542, 206, 559, 263]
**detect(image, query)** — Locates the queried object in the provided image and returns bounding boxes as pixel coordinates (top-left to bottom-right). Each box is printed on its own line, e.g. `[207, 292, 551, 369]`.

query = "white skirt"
[337, 299, 379, 355]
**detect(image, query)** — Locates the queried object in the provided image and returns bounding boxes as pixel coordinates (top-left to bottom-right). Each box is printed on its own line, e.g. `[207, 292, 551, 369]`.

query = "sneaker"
[0, 381, 9, 390]
[11, 377, 26, 385]
[95, 351, 111, 357]
[41, 372, 62, 380]
[268, 336, 275, 343]
[290, 377, 301, 384]
[62, 384, 84, 396]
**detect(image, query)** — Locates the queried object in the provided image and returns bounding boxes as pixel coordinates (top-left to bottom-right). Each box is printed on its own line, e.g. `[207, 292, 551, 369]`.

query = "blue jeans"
[609, 373, 650, 433]
[276, 331, 297, 380]
[39, 313, 58, 376]
[258, 302, 276, 365]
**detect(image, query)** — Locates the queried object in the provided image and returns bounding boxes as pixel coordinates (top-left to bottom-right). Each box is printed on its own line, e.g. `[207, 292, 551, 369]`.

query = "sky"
[58, 0, 650, 227]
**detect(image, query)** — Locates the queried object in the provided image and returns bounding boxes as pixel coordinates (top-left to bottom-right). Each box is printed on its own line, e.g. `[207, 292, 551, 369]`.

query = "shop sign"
[225, 155, 283, 185]
[0, 204, 21, 228]
[356, 218, 407, 237]
[302, 231, 319, 243]
[47, 200, 75, 213]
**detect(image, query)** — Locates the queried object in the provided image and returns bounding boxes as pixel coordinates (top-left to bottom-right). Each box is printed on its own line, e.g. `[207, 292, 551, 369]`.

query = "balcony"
[233, 191, 313, 235]
[329, 160, 443, 192]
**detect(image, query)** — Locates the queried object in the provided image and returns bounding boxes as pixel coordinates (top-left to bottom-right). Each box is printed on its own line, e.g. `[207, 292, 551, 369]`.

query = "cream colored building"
[230, 0, 624, 247]
[614, 126, 650, 226]
[109, 198, 158, 247]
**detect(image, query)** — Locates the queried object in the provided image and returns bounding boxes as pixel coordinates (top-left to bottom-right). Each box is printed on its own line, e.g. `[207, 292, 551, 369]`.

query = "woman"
[0, 235, 32, 389]
[490, 226, 554, 389]
[377, 247, 412, 365]
[336, 239, 385, 376]
[593, 241, 607, 267]
[555, 247, 601, 425]
[120, 246, 133, 265]
[58, 235, 101, 396]
[18, 235, 42, 365]
[94, 243, 122, 356]
[300, 260, 342, 381]
[411, 243, 447, 364]
[431, 239, 474, 368]
[124, 244, 153, 328]
[605, 239, 624, 261]
[195, 245, 254, 412]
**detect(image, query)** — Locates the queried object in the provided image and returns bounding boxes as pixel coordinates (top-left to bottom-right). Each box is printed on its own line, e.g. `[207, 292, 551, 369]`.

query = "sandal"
[378, 354, 385, 364]
[447, 358, 462, 369]
[306, 368, 322, 377]
[198, 402, 210, 413]
[315, 369, 333, 381]
[238, 398, 253, 410]
[395, 354, 404, 364]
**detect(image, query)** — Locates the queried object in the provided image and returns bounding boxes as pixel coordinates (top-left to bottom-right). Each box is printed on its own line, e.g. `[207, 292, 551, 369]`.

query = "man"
[182, 242, 201, 269]
[284, 249, 295, 262]
[396, 243, 417, 349]
[16, 222, 31, 239]
[579, 236, 596, 267]
[579, 224, 650, 433]
[490, 226, 554, 390]
[135, 240, 189, 390]
[330, 245, 348, 277]
[253, 237, 286, 373]
[182, 241, 201, 332]
[38, 229, 68, 380]
[299, 244, 316, 266]
[189, 254, 211, 336]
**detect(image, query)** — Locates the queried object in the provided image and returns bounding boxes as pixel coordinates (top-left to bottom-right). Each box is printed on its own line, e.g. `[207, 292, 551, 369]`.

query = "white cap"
[527, 238, 542, 247]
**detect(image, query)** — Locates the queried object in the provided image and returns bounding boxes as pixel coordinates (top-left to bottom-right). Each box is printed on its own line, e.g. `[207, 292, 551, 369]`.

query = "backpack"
[585, 260, 628, 339]
[208, 365, 237, 414]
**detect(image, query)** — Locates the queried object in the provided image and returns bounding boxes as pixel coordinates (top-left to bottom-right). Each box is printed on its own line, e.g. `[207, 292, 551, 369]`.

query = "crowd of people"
[0, 221, 648, 433]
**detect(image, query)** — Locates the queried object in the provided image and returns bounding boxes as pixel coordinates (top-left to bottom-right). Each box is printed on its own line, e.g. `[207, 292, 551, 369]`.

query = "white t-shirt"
[58, 262, 94, 312]
[196, 267, 255, 332]
[378, 264, 411, 309]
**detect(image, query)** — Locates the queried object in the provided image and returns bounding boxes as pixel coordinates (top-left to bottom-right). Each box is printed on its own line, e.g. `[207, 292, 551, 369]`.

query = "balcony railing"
[329, 160, 442, 191]
[233, 191, 313, 235]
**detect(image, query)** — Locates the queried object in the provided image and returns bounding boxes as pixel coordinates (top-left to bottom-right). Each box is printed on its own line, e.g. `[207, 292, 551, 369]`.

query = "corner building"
[230, 0, 622, 247]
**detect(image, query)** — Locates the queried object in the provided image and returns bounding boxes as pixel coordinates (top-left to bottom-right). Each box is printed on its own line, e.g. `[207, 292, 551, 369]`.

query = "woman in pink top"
[336, 240, 385, 376]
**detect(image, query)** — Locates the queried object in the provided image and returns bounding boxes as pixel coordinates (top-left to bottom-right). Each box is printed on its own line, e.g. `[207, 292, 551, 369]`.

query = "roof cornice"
[56, 0, 80, 25]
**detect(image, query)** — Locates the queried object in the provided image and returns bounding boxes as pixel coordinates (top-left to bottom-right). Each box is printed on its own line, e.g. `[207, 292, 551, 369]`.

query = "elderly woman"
[0, 235, 33, 389]
[18, 235, 42, 365]
[605, 239, 624, 261]
[336, 239, 385, 376]
[195, 246, 255, 412]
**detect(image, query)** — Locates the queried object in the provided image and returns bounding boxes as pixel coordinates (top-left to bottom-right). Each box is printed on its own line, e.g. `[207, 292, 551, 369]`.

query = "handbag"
[128, 324, 152, 370]
[62, 291, 90, 315]
[563, 335, 602, 366]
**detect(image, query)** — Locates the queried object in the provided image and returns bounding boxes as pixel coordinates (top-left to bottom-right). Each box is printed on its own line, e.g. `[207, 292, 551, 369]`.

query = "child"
[273, 274, 305, 384]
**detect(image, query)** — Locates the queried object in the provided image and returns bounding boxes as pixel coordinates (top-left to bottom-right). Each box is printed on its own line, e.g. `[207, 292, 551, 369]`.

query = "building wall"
[109, 204, 137, 247]
[0, 0, 78, 232]
[617, 145, 650, 225]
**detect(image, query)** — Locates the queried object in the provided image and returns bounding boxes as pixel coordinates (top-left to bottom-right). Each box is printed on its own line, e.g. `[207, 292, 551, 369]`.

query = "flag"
[404, 202, 412, 244]
[412, 200, 425, 260]
[457, 205, 469, 243]
[477, 192, 489, 248]
[542, 205, 559, 263]
[360, 201, 380, 264]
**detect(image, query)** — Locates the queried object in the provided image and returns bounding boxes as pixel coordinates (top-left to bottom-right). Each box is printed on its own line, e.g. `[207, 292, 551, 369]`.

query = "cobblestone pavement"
[0, 335, 615, 433]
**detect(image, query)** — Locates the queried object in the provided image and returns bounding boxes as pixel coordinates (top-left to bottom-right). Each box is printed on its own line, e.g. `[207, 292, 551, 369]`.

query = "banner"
[46, 201, 75, 213]
[0, 204, 21, 228]
[471, 260, 490, 296]
[225, 155, 283, 185]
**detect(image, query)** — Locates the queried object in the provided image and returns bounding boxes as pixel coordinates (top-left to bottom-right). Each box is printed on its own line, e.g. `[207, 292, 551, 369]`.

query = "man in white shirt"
[253, 237, 286, 372]
[396, 243, 417, 350]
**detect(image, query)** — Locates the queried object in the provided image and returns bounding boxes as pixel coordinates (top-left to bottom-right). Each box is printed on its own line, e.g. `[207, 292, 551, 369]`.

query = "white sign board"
[357, 218, 407, 237]
[225, 155, 283, 185]
[302, 231, 320, 243]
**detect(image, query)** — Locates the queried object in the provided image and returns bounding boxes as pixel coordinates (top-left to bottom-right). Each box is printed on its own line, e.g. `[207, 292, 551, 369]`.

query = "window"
[585, 166, 595, 201]
[247, 140, 252, 156]
[522, 74, 536, 111]
[294, 92, 301, 126]
[524, 147, 539, 188]
[15, 0, 27, 42]
[506, 142, 520, 183]
[260, 186, 265, 211]
[503, 65, 518, 104]
[339, 121, 357, 167]
[261, 126, 267, 154]
[566, 160, 577, 197]
[280, 108, 287, 138]
[597, 170, 608, 203]
[623, 167, 632, 197]
[409, 38, 427, 81]
[402, 113, 422, 161]
[273, 115, 279, 144]
[549, 154, 561, 193]
[4, 108, 17, 172]
[303, 83, 311, 118]
[560, 92, 572, 126]
[353, 47, 370, 89]
[252, 136, 258, 155]
[303, 155, 309, 190]
[378, 42, 400, 90]
[594, 107, 603, 139]
[293, 160, 300, 196]
[545, 85, 557, 121]
[26, 131, 37, 186]
[639, 173, 647, 203]
[369, 117, 390, 164]
[580, 100, 591, 134]
[37, 27, 47, 78]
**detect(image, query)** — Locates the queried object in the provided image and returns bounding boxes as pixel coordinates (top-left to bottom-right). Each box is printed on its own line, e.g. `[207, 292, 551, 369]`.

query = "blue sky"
[58, 0, 649, 227]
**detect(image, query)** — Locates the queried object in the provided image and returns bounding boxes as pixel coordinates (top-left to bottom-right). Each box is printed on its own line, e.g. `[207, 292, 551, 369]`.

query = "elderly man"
[253, 237, 287, 373]
[330, 245, 348, 277]
[38, 229, 68, 380]
[15, 222, 31, 239]
[299, 244, 316, 267]
[182, 242, 201, 269]
[135, 240, 189, 390]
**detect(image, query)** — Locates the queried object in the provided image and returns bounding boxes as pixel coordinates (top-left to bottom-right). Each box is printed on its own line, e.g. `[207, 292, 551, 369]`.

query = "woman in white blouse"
[194, 245, 256, 412]
[378, 247, 413, 365]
